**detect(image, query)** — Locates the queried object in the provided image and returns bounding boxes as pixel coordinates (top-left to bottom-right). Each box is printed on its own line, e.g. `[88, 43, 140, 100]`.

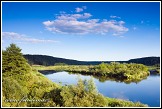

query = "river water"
[42, 71, 160, 107]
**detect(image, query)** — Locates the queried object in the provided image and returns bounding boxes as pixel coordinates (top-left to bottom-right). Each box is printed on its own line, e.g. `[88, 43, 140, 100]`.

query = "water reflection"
[40, 71, 160, 107]
[40, 70, 148, 84]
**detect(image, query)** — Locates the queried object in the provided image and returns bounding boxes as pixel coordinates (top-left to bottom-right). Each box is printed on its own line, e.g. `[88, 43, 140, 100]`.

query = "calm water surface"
[43, 71, 160, 107]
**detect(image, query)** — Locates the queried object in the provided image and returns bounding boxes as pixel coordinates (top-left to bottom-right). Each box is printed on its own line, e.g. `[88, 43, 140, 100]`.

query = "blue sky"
[2, 2, 160, 61]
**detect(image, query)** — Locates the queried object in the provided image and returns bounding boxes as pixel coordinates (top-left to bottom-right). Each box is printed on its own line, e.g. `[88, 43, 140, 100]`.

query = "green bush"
[2, 77, 29, 106]
[43, 78, 107, 107]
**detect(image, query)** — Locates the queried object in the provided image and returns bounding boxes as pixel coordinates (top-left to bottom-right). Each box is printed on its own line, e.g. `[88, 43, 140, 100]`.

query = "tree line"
[24, 54, 160, 66]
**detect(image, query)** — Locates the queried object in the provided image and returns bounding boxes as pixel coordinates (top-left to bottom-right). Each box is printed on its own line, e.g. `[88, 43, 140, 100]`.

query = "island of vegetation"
[24, 54, 160, 77]
[35, 62, 150, 83]
[2, 44, 148, 107]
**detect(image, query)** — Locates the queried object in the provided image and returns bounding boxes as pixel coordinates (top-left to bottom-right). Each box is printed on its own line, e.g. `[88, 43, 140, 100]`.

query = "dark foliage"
[23, 54, 88, 66]
[24, 54, 160, 66]
[128, 57, 160, 66]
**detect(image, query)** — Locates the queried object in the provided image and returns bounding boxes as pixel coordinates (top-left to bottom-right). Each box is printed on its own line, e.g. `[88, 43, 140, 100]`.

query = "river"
[42, 71, 160, 107]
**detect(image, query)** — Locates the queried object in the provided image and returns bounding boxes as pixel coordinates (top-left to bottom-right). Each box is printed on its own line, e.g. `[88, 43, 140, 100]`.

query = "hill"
[23, 54, 89, 65]
[23, 54, 160, 66]
[128, 57, 160, 66]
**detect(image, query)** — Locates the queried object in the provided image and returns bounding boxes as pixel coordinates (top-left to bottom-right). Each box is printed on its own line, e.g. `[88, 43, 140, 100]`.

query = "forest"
[24, 54, 160, 66]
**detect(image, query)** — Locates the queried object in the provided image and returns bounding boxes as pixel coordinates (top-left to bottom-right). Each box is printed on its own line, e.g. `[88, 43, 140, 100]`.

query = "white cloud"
[75, 7, 83, 13]
[75, 6, 87, 13]
[43, 20, 54, 26]
[2, 32, 58, 43]
[43, 7, 128, 36]
[110, 15, 121, 19]
[54, 13, 92, 21]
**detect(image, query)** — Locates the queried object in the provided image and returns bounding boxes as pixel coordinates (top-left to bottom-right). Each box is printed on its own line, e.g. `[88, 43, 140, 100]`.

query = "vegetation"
[54, 63, 67, 66]
[24, 54, 88, 66]
[91, 62, 149, 82]
[24, 54, 160, 66]
[128, 57, 160, 66]
[36, 62, 150, 83]
[3, 44, 31, 75]
[147, 64, 160, 74]
[43, 79, 108, 107]
[42, 78, 147, 107]
[2, 44, 148, 107]
[2, 44, 58, 107]
[106, 98, 147, 107]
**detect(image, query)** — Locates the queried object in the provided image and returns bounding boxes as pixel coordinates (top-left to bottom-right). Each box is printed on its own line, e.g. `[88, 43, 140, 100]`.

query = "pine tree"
[2, 43, 31, 75]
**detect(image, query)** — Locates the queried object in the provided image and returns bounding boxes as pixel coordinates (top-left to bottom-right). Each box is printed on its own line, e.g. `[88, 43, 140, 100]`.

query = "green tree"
[2, 43, 31, 75]
[97, 62, 109, 75]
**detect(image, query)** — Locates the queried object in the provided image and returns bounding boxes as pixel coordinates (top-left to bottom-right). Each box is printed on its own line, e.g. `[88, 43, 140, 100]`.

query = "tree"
[2, 43, 31, 75]
[97, 62, 109, 75]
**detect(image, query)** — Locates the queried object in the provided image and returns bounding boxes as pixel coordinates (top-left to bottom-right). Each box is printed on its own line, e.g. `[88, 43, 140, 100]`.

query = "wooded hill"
[23, 54, 160, 66]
